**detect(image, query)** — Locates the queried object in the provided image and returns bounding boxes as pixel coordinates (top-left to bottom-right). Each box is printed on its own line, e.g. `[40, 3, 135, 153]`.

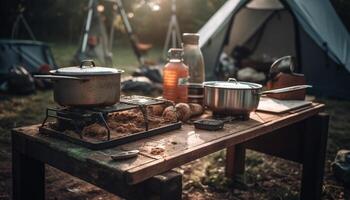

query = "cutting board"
[257, 97, 312, 114]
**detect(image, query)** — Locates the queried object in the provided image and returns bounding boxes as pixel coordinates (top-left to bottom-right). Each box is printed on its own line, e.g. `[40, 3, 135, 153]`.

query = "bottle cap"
[168, 48, 183, 60]
[182, 33, 200, 45]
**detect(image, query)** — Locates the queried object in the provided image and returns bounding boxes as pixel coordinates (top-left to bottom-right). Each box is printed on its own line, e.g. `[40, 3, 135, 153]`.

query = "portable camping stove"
[39, 96, 182, 150]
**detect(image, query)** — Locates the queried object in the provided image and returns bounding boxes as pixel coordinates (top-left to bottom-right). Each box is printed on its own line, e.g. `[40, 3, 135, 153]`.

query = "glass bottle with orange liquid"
[163, 48, 189, 103]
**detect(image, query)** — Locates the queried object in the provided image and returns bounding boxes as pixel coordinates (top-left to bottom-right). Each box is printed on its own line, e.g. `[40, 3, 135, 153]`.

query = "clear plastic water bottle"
[182, 33, 205, 83]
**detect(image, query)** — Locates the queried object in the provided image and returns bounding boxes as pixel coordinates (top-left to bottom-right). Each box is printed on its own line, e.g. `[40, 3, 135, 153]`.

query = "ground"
[0, 43, 349, 200]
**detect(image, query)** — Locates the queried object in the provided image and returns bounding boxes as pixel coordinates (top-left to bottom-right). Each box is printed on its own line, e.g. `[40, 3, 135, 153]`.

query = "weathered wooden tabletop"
[13, 103, 324, 185]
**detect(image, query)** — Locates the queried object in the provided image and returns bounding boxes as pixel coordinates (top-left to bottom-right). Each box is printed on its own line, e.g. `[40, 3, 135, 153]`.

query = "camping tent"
[198, 0, 350, 99]
[0, 40, 56, 77]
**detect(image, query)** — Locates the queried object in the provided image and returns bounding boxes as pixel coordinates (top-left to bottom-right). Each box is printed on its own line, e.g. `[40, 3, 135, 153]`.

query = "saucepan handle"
[34, 75, 88, 81]
[259, 85, 312, 95]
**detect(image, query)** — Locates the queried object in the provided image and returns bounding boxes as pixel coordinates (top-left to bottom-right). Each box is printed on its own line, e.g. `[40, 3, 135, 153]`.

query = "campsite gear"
[218, 52, 237, 80]
[203, 78, 311, 116]
[257, 97, 312, 114]
[76, 0, 151, 66]
[34, 60, 124, 107]
[132, 66, 163, 83]
[267, 55, 306, 100]
[237, 67, 266, 83]
[11, 10, 36, 41]
[198, 0, 350, 99]
[332, 150, 350, 198]
[183, 33, 205, 83]
[114, 0, 152, 66]
[162, 0, 182, 59]
[194, 119, 224, 131]
[269, 56, 295, 79]
[267, 73, 306, 100]
[187, 83, 204, 105]
[163, 48, 189, 103]
[8, 65, 36, 94]
[121, 76, 162, 94]
[110, 150, 139, 161]
[0, 40, 56, 78]
[38, 96, 182, 150]
[75, 0, 112, 66]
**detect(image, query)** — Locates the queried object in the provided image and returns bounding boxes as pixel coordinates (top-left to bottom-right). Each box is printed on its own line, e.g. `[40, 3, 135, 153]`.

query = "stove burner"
[40, 96, 177, 144]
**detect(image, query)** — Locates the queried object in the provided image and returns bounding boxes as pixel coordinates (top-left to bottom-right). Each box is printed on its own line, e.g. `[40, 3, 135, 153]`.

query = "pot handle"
[227, 78, 238, 84]
[80, 60, 95, 68]
[259, 85, 312, 95]
[34, 75, 88, 81]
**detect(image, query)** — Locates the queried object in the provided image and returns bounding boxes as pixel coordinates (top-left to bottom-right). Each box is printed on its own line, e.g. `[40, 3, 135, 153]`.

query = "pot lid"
[203, 78, 262, 89]
[55, 60, 123, 75]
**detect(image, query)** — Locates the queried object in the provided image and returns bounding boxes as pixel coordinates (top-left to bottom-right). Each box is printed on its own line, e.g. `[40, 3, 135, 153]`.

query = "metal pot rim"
[50, 68, 124, 76]
[203, 81, 262, 90]
[51, 60, 124, 76]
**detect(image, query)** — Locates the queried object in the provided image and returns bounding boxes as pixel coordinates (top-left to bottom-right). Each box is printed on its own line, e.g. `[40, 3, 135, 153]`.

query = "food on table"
[82, 123, 108, 137]
[175, 103, 191, 122]
[109, 110, 144, 124]
[162, 103, 205, 123]
[108, 121, 143, 134]
[74, 107, 182, 139]
[162, 106, 178, 122]
[148, 104, 166, 116]
[147, 116, 163, 129]
[150, 147, 165, 155]
[78, 102, 205, 139]
[188, 103, 204, 116]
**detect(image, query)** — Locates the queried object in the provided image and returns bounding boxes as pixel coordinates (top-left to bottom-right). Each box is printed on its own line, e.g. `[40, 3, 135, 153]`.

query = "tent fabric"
[199, 0, 247, 47]
[0, 40, 56, 74]
[226, 8, 273, 49]
[225, 9, 296, 60]
[199, 0, 350, 72]
[286, 0, 350, 71]
[246, 0, 284, 9]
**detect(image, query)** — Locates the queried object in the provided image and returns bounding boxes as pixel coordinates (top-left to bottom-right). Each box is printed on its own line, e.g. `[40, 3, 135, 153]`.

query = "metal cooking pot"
[34, 60, 124, 107]
[203, 78, 311, 115]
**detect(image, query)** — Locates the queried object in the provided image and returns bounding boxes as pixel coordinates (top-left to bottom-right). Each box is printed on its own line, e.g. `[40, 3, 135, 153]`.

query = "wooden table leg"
[142, 170, 182, 200]
[12, 149, 45, 200]
[225, 144, 246, 184]
[300, 113, 329, 200]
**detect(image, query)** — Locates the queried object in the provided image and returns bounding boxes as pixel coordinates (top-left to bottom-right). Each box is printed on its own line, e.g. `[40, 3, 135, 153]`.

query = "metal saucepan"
[34, 60, 124, 107]
[203, 78, 311, 116]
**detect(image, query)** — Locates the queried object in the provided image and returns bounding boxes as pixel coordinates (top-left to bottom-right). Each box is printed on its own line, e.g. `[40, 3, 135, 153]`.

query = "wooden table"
[12, 103, 328, 200]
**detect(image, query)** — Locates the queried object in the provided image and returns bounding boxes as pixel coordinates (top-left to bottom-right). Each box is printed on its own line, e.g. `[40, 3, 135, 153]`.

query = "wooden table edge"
[125, 103, 325, 184]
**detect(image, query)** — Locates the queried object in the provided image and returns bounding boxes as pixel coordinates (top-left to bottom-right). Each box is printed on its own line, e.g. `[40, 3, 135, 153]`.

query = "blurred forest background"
[0, 0, 349, 46]
[0, 0, 226, 45]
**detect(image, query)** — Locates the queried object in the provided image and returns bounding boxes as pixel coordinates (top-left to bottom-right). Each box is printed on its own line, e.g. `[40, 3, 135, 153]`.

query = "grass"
[1, 41, 350, 199]
[49, 41, 163, 74]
